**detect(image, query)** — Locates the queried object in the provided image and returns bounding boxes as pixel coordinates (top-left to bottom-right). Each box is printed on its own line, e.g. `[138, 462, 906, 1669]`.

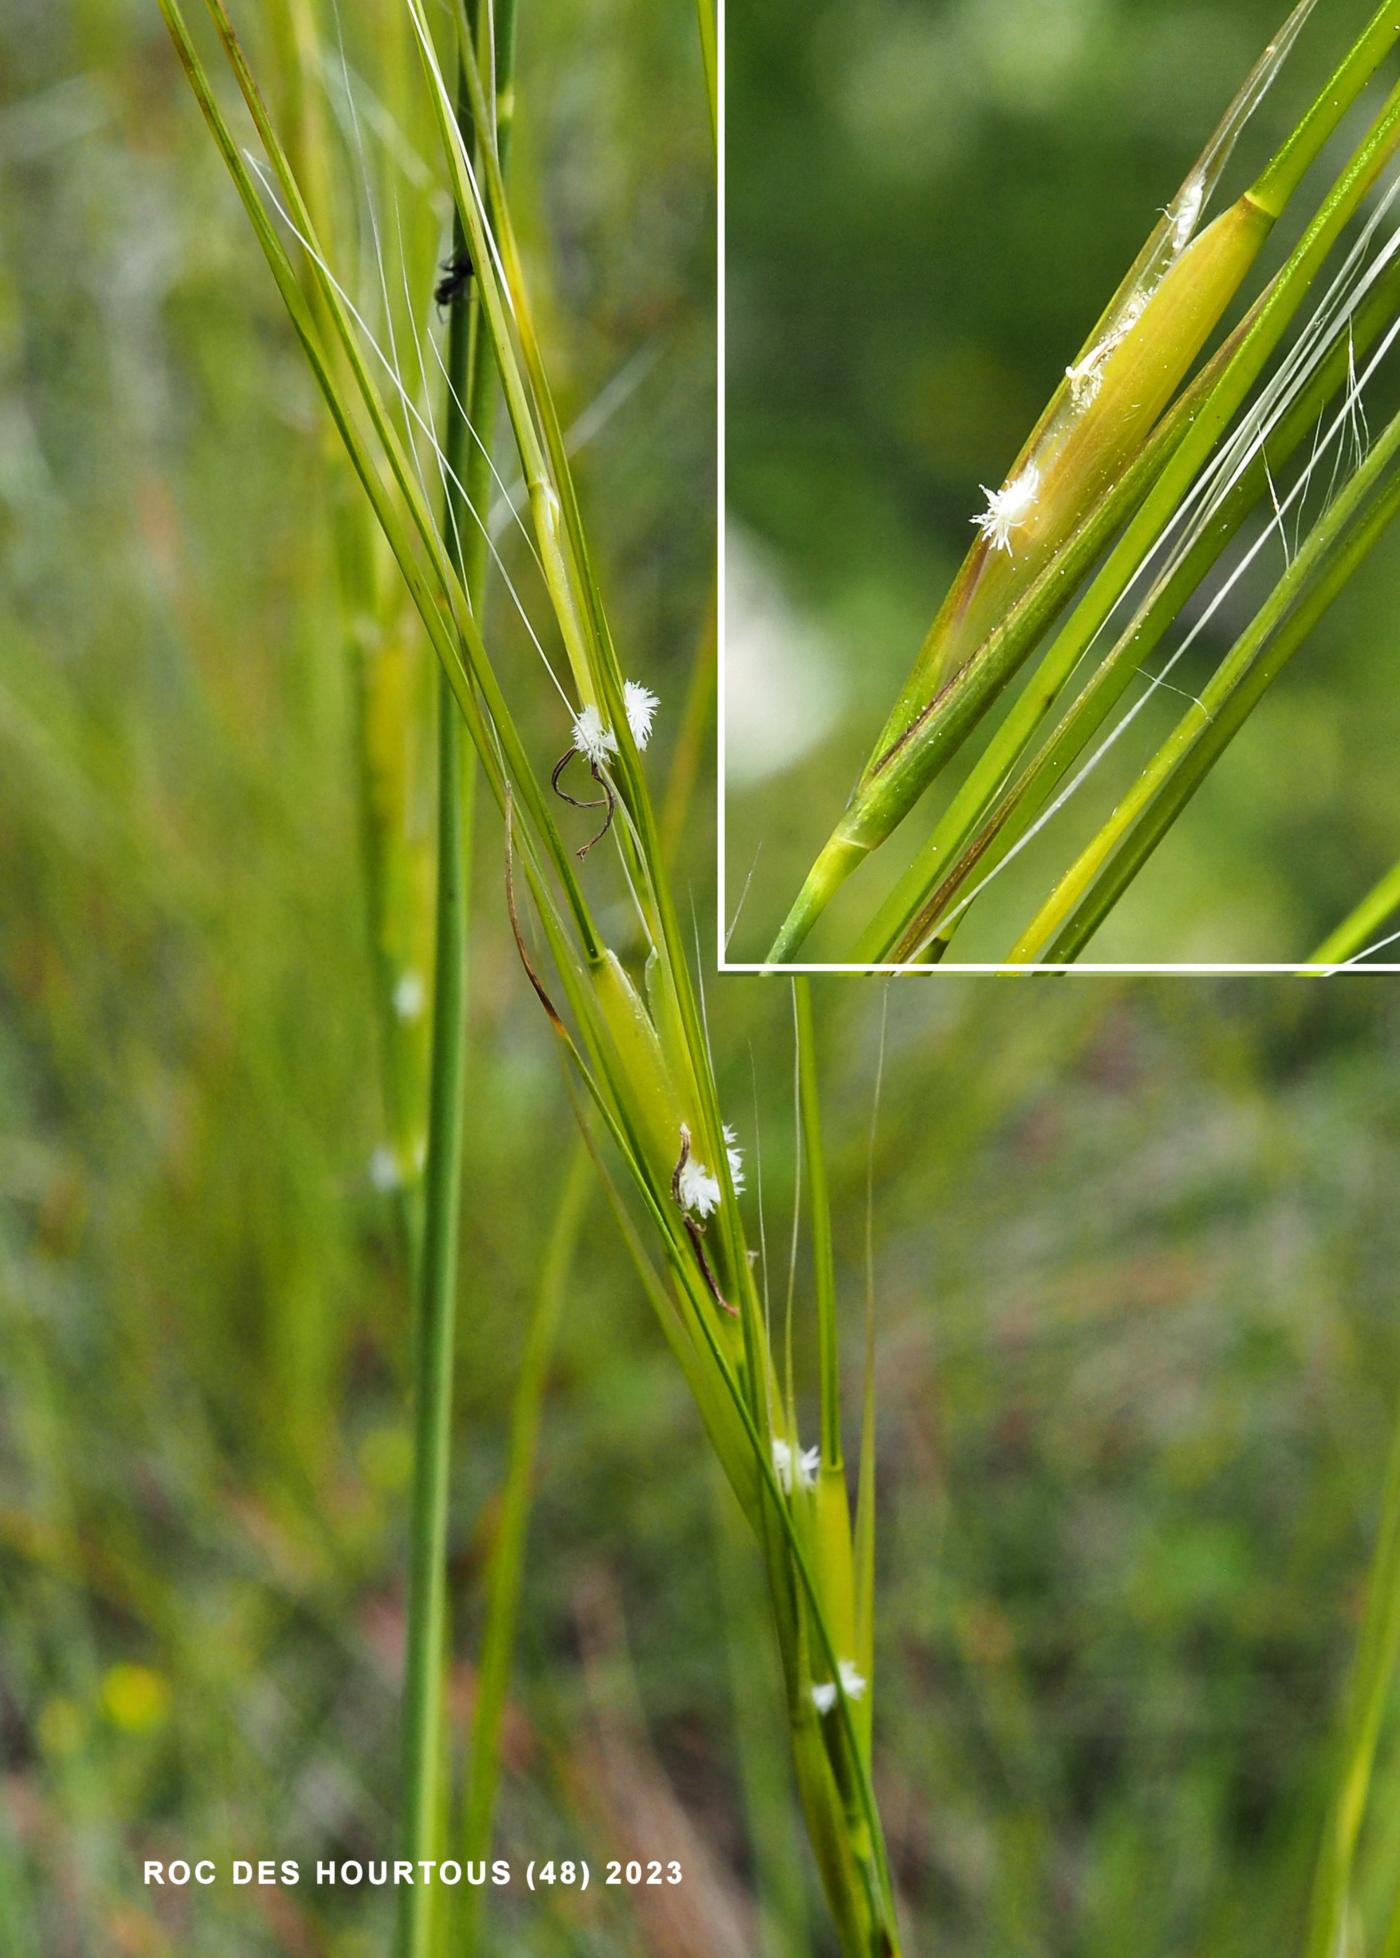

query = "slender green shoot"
[1304, 1387, 1400, 1957]
[794, 980, 840, 1468]
[1020, 383, 1400, 963]
[1309, 854, 1400, 968]
[460, 1148, 588, 1950]
[396, 50, 484, 1956]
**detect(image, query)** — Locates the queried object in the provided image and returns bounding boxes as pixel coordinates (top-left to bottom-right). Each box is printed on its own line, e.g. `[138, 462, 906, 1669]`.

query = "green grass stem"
[1022, 391, 1400, 962]
[712, 1463, 812, 1957]
[794, 980, 840, 1467]
[395, 51, 484, 1955]
[1304, 1386, 1400, 1957]
[1309, 854, 1400, 967]
[460, 1148, 588, 1951]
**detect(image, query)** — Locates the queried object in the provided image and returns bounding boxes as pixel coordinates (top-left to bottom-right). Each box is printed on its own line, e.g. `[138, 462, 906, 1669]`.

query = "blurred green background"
[725, 0, 1400, 963]
[7, 1, 1400, 1955]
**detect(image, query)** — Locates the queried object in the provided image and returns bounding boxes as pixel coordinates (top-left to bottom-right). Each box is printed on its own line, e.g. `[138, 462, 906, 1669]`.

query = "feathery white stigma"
[571, 703, 618, 768]
[677, 1154, 722, 1218]
[393, 970, 425, 1023]
[722, 1122, 746, 1194]
[972, 464, 1039, 556]
[369, 1146, 400, 1192]
[623, 680, 659, 750]
[812, 1660, 866, 1714]
[771, 1438, 819, 1494]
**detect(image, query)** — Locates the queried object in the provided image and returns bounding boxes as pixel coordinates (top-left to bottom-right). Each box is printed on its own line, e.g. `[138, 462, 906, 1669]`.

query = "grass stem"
[396, 666, 471, 1958]
[1309, 853, 1400, 967]
[1304, 1385, 1400, 1957]
[460, 1148, 588, 1950]
[396, 30, 497, 1953]
[1025, 391, 1400, 961]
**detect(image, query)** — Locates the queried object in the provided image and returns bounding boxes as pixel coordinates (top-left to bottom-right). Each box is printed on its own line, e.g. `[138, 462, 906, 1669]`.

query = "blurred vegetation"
[6, 1, 1400, 1955]
[725, 0, 1400, 962]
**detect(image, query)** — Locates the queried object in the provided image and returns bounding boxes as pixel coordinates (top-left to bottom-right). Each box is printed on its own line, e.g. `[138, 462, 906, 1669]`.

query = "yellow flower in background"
[100, 1664, 170, 1734]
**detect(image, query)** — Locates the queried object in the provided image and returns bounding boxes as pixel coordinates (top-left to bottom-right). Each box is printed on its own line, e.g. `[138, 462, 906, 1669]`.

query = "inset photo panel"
[721, 0, 1400, 971]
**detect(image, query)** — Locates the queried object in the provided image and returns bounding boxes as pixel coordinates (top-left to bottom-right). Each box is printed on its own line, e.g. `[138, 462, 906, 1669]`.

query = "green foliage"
[728, 0, 1400, 965]
[8, 4, 1400, 1957]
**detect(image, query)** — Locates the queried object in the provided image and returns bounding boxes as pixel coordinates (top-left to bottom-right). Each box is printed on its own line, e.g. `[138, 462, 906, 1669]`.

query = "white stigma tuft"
[772, 1437, 820, 1494]
[972, 464, 1039, 556]
[812, 1660, 866, 1714]
[623, 680, 659, 750]
[393, 971, 425, 1023]
[677, 1154, 722, 1218]
[722, 1122, 746, 1194]
[571, 703, 618, 768]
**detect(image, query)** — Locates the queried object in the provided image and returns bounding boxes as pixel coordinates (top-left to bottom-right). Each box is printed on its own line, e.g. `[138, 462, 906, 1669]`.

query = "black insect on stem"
[434, 244, 474, 315]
